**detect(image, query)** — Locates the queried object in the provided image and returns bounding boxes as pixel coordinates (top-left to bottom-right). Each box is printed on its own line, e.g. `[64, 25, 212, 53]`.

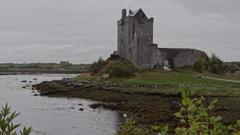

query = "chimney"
[129, 10, 133, 14]
[122, 9, 127, 19]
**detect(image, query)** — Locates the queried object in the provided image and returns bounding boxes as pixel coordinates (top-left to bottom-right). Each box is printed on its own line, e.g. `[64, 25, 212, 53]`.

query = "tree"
[209, 54, 224, 74]
[90, 57, 105, 74]
[193, 58, 208, 73]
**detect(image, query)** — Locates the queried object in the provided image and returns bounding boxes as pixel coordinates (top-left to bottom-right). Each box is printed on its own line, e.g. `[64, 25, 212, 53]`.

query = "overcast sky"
[0, 0, 239, 63]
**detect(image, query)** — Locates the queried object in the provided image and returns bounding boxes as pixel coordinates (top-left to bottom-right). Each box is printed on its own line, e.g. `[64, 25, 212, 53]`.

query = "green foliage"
[193, 58, 208, 73]
[0, 104, 31, 135]
[90, 57, 106, 74]
[223, 64, 240, 73]
[150, 125, 168, 135]
[210, 54, 223, 65]
[115, 89, 240, 135]
[116, 119, 168, 135]
[209, 54, 224, 74]
[175, 89, 227, 135]
[107, 65, 134, 78]
[116, 119, 145, 135]
[90, 55, 137, 78]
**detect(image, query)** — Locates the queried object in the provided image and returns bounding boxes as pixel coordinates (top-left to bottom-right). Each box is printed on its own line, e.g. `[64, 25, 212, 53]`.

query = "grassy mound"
[90, 55, 138, 78]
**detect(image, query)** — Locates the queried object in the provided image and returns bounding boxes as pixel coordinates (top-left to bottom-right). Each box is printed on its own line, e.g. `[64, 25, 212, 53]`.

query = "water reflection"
[0, 74, 119, 135]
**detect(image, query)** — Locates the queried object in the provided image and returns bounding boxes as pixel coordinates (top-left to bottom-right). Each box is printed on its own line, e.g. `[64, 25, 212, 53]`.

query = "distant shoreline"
[0, 63, 90, 75]
[0, 70, 88, 75]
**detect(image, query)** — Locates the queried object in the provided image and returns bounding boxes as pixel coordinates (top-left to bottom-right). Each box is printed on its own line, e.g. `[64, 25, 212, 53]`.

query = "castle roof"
[129, 8, 147, 18]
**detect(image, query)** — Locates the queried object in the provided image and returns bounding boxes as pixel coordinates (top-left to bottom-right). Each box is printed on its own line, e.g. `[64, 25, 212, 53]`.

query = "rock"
[79, 108, 84, 111]
[102, 74, 109, 79]
[170, 101, 181, 110]
[21, 80, 27, 83]
[78, 103, 83, 106]
[33, 94, 39, 96]
[89, 103, 120, 110]
[89, 104, 98, 109]
[34, 80, 69, 95]
[216, 106, 230, 112]
[22, 86, 27, 89]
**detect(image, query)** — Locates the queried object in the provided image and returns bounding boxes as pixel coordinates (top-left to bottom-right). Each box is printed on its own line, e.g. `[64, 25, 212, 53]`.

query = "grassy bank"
[74, 69, 240, 97]
[0, 63, 90, 74]
[35, 69, 240, 133]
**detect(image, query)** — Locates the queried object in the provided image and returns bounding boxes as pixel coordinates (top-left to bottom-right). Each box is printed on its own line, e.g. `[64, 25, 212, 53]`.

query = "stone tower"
[117, 8, 155, 68]
[115, 8, 208, 69]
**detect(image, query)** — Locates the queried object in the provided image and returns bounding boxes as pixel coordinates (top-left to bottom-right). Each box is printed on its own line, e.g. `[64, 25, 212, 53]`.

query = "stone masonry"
[115, 8, 208, 69]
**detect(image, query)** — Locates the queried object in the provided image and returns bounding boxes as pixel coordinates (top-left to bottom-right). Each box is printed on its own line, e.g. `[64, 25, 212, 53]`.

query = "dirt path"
[202, 76, 240, 83]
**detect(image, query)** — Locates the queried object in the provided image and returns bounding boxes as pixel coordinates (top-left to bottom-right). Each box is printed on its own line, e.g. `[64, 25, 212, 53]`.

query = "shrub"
[223, 64, 240, 73]
[193, 59, 208, 73]
[107, 65, 135, 78]
[0, 104, 31, 135]
[90, 55, 137, 78]
[210, 54, 223, 65]
[115, 119, 145, 135]
[209, 54, 224, 74]
[175, 89, 226, 135]
[90, 57, 105, 74]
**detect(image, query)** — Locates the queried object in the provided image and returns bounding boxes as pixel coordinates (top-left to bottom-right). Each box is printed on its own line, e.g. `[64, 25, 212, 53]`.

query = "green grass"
[123, 70, 231, 84]
[121, 69, 240, 96]
[73, 69, 240, 97]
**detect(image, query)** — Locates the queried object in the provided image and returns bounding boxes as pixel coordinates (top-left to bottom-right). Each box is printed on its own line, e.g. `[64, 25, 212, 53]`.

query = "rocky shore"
[34, 78, 240, 131]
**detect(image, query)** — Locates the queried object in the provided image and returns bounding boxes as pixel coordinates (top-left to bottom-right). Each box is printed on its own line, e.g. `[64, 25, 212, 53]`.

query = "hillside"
[90, 55, 138, 78]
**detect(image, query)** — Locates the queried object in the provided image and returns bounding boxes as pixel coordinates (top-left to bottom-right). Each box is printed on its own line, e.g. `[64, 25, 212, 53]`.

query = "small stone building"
[114, 8, 208, 69]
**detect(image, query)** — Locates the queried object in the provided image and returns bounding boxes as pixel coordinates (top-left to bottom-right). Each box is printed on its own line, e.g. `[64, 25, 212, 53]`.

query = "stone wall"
[117, 8, 154, 68]
[116, 9, 209, 69]
[157, 48, 208, 67]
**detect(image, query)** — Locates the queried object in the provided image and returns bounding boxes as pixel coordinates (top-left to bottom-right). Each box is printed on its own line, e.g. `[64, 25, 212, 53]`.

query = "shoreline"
[33, 78, 240, 131]
[0, 71, 84, 75]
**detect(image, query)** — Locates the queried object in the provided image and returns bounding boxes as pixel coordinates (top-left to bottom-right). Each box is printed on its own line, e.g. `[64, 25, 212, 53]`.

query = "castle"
[114, 8, 208, 69]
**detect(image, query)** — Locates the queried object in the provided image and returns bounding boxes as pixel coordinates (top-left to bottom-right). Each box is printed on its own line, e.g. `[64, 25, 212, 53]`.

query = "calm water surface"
[0, 74, 120, 135]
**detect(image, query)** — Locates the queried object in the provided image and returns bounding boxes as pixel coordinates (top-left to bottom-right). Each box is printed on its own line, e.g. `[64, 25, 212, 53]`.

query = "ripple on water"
[0, 74, 120, 135]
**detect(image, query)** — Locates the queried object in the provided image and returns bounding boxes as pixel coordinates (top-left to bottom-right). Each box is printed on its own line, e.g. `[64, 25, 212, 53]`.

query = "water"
[0, 74, 119, 135]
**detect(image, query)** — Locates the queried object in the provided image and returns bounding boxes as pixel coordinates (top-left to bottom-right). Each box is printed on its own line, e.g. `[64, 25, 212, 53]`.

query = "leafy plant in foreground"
[175, 89, 240, 135]
[0, 104, 31, 135]
[175, 89, 226, 135]
[116, 89, 240, 135]
[116, 118, 145, 135]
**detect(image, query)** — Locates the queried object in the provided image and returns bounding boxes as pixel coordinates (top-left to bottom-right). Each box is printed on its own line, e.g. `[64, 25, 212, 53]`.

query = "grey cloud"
[0, 0, 239, 63]
[171, 0, 240, 24]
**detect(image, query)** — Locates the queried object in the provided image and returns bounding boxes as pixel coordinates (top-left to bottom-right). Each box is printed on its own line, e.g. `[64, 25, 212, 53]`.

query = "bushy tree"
[193, 59, 208, 73]
[223, 64, 240, 73]
[90, 57, 105, 74]
[0, 104, 31, 135]
[209, 54, 224, 74]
